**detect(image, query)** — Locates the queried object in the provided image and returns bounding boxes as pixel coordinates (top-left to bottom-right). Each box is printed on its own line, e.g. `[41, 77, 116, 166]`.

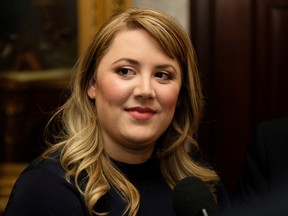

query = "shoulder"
[14, 158, 69, 191]
[5, 158, 88, 216]
[249, 117, 288, 157]
[257, 117, 288, 138]
[253, 117, 288, 156]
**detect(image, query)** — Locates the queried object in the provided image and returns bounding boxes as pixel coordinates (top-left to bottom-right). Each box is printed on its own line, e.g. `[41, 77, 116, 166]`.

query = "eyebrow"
[112, 58, 178, 72]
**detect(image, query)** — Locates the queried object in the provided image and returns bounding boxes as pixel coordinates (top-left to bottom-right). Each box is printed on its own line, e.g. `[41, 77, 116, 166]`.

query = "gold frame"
[77, 0, 132, 54]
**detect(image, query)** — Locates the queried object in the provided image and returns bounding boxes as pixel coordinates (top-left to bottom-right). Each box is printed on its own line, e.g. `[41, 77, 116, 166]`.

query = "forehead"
[110, 29, 161, 52]
[102, 29, 180, 67]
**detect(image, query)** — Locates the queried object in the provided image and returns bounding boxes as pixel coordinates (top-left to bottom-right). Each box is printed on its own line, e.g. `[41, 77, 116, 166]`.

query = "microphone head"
[173, 176, 217, 216]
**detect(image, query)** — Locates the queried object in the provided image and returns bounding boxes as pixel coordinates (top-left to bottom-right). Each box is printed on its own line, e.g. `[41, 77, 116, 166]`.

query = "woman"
[4, 8, 224, 216]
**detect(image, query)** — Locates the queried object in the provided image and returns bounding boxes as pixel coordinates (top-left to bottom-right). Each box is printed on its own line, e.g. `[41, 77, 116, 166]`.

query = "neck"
[106, 146, 154, 164]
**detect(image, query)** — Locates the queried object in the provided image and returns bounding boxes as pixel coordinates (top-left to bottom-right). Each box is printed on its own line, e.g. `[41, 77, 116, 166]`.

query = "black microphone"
[173, 176, 217, 216]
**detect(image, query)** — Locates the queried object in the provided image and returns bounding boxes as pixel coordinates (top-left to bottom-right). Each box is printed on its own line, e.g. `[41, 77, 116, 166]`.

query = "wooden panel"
[190, 0, 217, 157]
[253, 0, 288, 123]
[190, 0, 288, 196]
[212, 0, 253, 196]
[271, 0, 288, 6]
[190, 0, 254, 196]
[270, 9, 288, 116]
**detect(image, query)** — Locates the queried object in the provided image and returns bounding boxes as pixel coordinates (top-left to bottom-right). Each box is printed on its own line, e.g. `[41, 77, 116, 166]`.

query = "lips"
[125, 107, 156, 120]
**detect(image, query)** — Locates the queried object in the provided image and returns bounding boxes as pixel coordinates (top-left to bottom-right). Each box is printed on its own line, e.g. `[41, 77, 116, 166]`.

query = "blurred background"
[0, 0, 288, 213]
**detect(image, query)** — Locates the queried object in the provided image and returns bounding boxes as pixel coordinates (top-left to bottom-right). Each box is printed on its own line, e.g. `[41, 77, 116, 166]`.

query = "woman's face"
[87, 29, 182, 163]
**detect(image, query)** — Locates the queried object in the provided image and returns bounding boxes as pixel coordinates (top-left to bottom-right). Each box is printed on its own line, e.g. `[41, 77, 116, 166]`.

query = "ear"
[87, 76, 97, 99]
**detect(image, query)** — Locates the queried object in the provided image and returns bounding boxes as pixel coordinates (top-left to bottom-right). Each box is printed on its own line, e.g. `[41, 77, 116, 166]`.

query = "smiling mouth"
[125, 107, 156, 120]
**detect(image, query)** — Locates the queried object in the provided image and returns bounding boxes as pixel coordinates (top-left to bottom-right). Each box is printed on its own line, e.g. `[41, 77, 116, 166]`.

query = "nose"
[133, 74, 155, 100]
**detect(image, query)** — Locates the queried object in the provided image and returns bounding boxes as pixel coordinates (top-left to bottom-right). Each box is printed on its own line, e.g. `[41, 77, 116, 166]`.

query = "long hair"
[43, 8, 219, 216]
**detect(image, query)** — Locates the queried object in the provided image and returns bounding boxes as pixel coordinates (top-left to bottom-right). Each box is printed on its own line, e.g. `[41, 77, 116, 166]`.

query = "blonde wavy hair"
[43, 8, 219, 216]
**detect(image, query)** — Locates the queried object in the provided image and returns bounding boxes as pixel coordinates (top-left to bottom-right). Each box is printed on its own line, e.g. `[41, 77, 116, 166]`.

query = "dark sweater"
[4, 157, 230, 215]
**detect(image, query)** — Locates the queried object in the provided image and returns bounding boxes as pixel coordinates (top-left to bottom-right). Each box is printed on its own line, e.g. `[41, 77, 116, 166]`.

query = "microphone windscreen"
[172, 176, 217, 216]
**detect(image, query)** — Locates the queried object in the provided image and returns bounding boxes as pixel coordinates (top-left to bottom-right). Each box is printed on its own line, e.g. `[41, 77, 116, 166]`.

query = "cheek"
[97, 80, 130, 105]
[159, 87, 181, 110]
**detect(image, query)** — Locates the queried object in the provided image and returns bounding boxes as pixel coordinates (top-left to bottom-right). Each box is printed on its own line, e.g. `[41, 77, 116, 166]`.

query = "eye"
[116, 67, 135, 77]
[154, 71, 172, 80]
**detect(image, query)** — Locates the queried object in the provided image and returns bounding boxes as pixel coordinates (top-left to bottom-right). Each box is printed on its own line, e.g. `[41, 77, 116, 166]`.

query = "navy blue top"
[4, 157, 231, 215]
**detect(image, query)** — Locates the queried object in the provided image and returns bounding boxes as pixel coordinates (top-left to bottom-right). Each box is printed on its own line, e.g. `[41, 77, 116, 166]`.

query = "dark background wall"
[190, 0, 288, 197]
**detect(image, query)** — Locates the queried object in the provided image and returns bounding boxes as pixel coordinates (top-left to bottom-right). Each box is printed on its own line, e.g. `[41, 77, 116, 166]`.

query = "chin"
[125, 136, 157, 146]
